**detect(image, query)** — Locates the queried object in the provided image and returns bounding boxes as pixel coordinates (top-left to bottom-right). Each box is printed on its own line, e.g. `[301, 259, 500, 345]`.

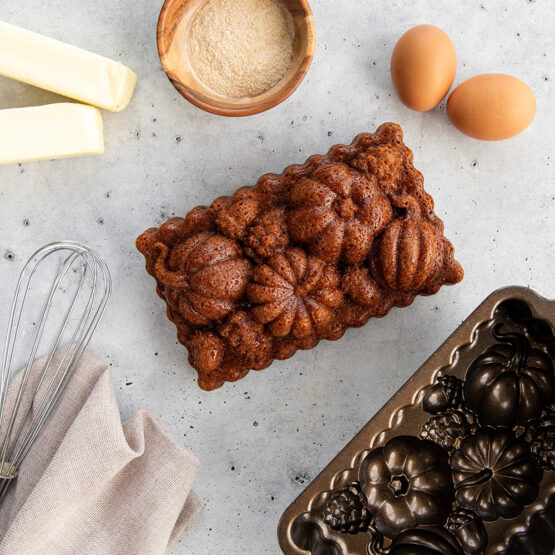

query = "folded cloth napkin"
[0, 349, 202, 555]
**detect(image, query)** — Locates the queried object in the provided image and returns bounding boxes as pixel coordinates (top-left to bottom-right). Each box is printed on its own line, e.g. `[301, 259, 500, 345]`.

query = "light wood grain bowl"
[157, 0, 315, 116]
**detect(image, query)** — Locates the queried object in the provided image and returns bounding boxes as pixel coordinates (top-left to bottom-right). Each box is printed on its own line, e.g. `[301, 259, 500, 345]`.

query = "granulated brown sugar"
[187, 0, 294, 97]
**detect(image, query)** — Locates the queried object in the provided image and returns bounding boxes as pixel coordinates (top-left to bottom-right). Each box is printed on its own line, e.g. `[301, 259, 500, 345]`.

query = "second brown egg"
[391, 24, 457, 112]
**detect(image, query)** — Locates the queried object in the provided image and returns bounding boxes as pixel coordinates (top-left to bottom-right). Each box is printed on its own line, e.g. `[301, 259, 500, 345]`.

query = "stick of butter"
[0, 103, 104, 165]
[0, 21, 137, 112]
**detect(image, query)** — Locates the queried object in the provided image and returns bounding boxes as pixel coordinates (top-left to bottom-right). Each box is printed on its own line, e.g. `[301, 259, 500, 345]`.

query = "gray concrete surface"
[0, 0, 553, 553]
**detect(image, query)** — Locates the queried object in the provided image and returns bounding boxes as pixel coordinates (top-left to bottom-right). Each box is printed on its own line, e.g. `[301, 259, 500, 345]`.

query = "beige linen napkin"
[0, 350, 202, 554]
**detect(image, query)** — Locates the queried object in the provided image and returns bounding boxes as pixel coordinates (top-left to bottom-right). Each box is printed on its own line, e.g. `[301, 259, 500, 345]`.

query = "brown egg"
[447, 73, 536, 140]
[391, 24, 457, 111]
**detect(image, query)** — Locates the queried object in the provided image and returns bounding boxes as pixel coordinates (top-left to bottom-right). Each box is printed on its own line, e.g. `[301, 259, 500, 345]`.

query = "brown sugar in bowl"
[157, 0, 316, 116]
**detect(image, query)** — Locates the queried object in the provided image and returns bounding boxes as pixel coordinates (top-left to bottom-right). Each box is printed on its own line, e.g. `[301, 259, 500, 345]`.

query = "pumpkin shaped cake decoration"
[137, 123, 463, 390]
[287, 164, 393, 264]
[152, 232, 252, 326]
[464, 324, 555, 427]
[359, 435, 454, 538]
[247, 247, 342, 339]
[370, 195, 446, 293]
[450, 426, 543, 521]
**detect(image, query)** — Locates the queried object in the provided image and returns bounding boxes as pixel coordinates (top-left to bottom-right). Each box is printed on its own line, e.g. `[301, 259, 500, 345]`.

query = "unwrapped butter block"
[0, 21, 137, 112]
[0, 103, 104, 165]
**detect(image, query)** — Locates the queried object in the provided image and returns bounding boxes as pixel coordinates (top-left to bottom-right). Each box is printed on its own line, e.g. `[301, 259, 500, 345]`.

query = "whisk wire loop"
[0, 241, 111, 504]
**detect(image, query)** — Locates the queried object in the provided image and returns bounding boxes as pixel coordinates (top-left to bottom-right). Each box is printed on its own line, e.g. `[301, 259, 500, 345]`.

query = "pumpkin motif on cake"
[153, 232, 251, 326]
[287, 163, 393, 264]
[247, 247, 343, 338]
[371, 195, 444, 292]
[463, 324, 555, 427]
[450, 427, 543, 521]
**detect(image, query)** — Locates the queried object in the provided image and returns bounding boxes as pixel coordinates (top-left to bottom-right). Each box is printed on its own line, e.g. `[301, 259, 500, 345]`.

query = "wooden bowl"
[157, 0, 315, 117]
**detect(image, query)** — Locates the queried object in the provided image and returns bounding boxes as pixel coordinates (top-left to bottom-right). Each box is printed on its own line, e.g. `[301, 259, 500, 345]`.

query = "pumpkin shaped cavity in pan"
[359, 435, 454, 538]
[450, 426, 543, 521]
[463, 324, 555, 428]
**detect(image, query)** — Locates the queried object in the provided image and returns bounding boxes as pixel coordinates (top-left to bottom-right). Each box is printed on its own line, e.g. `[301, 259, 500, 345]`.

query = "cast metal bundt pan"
[278, 286, 555, 555]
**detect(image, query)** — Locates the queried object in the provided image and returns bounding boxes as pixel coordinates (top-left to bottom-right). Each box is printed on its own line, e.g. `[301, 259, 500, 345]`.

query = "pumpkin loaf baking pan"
[278, 286, 555, 555]
[137, 123, 463, 390]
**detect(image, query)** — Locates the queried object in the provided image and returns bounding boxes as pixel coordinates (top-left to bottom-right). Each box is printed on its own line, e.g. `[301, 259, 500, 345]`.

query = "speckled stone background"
[0, 0, 554, 553]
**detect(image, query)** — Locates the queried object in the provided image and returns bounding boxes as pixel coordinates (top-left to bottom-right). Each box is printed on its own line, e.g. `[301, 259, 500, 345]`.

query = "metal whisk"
[0, 241, 111, 502]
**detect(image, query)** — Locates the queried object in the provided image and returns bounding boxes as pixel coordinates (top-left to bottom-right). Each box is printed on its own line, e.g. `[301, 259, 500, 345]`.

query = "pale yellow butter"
[0, 21, 137, 112]
[0, 103, 104, 165]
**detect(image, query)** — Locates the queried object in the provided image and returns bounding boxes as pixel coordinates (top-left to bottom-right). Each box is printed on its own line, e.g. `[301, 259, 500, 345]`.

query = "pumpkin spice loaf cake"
[137, 123, 463, 390]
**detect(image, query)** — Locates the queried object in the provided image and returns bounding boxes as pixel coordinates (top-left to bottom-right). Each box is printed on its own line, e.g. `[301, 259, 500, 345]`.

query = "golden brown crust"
[136, 123, 463, 390]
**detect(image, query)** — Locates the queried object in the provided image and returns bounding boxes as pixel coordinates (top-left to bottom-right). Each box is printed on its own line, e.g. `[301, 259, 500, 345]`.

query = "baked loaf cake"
[137, 123, 463, 390]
